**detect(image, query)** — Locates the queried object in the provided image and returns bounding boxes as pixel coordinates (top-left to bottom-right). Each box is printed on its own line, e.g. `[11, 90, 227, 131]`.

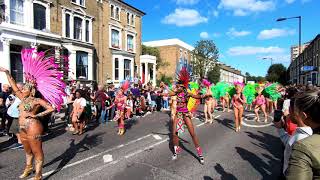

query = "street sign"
[301, 66, 316, 72]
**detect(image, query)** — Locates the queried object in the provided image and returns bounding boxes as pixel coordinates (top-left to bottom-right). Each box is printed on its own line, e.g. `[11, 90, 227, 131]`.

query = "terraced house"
[0, 0, 145, 86]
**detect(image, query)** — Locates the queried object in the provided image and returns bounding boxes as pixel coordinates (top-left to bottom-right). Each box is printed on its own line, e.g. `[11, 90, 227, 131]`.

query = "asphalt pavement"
[0, 106, 283, 180]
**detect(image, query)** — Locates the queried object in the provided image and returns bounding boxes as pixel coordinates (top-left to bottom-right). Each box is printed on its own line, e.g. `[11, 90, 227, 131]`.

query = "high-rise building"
[291, 42, 310, 62]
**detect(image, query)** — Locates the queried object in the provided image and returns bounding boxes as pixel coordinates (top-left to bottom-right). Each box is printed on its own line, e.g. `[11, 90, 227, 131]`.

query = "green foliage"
[245, 72, 266, 83]
[142, 45, 167, 69]
[207, 66, 221, 84]
[266, 64, 287, 85]
[157, 74, 173, 86]
[192, 40, 219, 78]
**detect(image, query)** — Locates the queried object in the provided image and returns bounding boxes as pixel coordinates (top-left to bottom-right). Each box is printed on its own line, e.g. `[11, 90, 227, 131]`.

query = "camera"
[8, 96, 13, 101]
[274, 110, 283, 122]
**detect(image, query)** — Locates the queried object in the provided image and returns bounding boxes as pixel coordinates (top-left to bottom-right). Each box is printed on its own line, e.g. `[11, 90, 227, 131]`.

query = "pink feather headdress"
[234, 81, 245, 88]
[202, 79, 211, 87]
[21, 48, 67, 111]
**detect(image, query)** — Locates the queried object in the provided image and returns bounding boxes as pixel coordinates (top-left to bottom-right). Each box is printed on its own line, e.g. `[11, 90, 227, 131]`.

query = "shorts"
[9, 118, 19, 134]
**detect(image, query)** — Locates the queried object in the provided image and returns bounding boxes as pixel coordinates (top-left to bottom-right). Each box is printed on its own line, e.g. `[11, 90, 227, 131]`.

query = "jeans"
[110, 106, 116, 120]
[100, 109, 107, 123]
[163, 100, 169, 109]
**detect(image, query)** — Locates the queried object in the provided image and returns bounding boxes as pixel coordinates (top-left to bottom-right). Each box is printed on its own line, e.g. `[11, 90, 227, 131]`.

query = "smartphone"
[274, 110, 283, 122]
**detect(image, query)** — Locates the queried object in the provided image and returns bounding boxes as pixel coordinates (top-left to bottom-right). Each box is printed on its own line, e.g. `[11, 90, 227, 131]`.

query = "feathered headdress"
[177, 67, 190, 88]
[21, 48, 67, 111]
[202, 79, 211, 87]
[120, 80, 130, 92]
[234, 81, 245, 88]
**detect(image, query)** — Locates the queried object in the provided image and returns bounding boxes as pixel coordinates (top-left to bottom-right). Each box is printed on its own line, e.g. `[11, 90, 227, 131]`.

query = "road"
[0, 106, 283, 180]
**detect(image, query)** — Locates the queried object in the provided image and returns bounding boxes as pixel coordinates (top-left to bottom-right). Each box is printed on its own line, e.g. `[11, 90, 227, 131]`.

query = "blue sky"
[126, 0, 320, 76]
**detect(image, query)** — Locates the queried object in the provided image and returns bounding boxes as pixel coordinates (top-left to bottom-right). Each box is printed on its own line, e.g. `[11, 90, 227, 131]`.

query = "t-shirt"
[74, 98, 87, 107]
[131, 88, 140, 97]
[282, 99, 290, 112]
[7, 97, 21, 118]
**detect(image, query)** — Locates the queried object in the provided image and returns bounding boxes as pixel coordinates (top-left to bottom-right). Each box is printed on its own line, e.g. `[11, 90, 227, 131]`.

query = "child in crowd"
[125, 95, 133, 119]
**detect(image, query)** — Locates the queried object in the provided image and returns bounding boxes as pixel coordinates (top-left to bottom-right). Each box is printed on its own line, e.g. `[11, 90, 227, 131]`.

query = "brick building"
[288, 34, 320, 85]
[0, 0, 145, 86]
[143, 39, 194, 79]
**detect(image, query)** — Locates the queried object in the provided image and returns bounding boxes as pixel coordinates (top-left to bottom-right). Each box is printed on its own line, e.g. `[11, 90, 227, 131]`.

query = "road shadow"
[214, 163, 237, 180]
[203, 176, 213, 180]
[216, 118, 235, 131]
[235, 131, 282, 179]
[43, 132, 104, 179]
[124, 118, 139, 131]
[42, 122, 67, 142]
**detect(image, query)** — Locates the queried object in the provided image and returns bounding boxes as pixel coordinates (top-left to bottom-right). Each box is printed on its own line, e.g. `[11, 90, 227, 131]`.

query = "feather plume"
[177, 67, 190, 88]
[21, 48, 67, 111]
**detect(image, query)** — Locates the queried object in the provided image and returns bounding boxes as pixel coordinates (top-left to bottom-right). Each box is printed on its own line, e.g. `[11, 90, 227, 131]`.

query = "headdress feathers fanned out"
[21, 48, 67, 111]
[177, 67, 190, 88]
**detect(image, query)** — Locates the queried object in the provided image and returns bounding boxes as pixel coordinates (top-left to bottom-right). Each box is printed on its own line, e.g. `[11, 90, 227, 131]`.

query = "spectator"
[274, 95, 312, 175]
[71, 89, 87, 135]
[286, 90, 320, 179]
[104, 96, 112, 123]
[125, 94, 133, 119]
[107, 85, 116, 120]
[0, 84, 11, 135]
[7, 83, 23, 149]
[93, 84, 108, 123]
[283, 87, 298, 135]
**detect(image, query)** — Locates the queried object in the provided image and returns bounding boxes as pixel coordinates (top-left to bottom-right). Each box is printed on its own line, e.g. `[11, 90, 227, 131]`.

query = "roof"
[143, 39, 194, 51]
[117, 0, 146, 16]
[218, 62, 244, 76]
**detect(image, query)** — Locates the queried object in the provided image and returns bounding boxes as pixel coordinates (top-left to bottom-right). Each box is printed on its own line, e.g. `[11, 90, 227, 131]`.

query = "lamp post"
[262, 57, 274, 66]
[276, 16, 302, 54]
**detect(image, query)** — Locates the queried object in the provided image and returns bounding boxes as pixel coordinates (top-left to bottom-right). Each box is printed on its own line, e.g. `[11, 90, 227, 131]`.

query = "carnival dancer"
[253, 86, 268, 122]
[0, 48, 66, 180]
[170, 67, 209, 164]
[232, 82, 246, 132]
[202, 79, 213, 124]
[222, 92, 231, 112]
[113, 81, 129, 135]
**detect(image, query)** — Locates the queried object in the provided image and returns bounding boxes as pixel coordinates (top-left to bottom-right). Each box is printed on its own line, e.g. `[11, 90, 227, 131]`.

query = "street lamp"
[262, 57, 274, 66]
[276, 16, 302, 54]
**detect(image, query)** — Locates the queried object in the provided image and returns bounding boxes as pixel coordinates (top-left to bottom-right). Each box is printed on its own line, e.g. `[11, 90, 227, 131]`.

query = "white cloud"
[175, 0, 200, 5]
[228, 46, 285, 56]
[227, 27, 251, 38]
[285, 0, 295, 3]
[162, 8, 208, 27]
[258, 28, 295, 40]
[213, 10, 219, 17]
[218, 0, 275, 16]
[200, 32, 209, 39]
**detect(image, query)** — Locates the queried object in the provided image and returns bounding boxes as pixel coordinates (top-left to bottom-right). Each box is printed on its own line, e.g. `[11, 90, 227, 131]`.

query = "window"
[116, 7, 120, 20]
[65, 14, 70, 37]
[127, 12, 130, 24]
[124, 59, 131, 79]
[110, 5, 114, 18]
[85, 20, 89, 42]
[10, 0, 24, 25]
[127, 35, 134, 51]
[10, 45, 23, 82]
[33, 4, 46, 30]
[74, 17, 82, 40]
[111, 29, 120, 48]
[76, 51, 88, 79]
[114, 58, 119, 80]
[131, 14, 134, 25]
[71, 0, 85, 6]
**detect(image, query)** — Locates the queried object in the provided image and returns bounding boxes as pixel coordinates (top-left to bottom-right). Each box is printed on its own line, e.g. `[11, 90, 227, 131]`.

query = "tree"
[207, 66, 220, 84]
[192, 40, 219, 79]
[245, 72, 266, 83]
[141, 45, 167, 69]
[157, 73, 173, 86]
[266, 64, 287, 84]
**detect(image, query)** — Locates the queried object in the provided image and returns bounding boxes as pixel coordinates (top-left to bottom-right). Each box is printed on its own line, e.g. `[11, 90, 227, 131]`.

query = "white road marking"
[75, 138, 169, 179]
[215, 115, 221, 119]
[241, 121, 274, 128]
[197, 122, 205, 127]
[153, 134, 162, 140]
[36, 133, 153, 179]
[103, 154, 113, 163]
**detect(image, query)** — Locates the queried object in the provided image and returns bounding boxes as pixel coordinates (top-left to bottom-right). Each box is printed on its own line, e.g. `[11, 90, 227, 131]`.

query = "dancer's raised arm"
[0, 67, 24, 99]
